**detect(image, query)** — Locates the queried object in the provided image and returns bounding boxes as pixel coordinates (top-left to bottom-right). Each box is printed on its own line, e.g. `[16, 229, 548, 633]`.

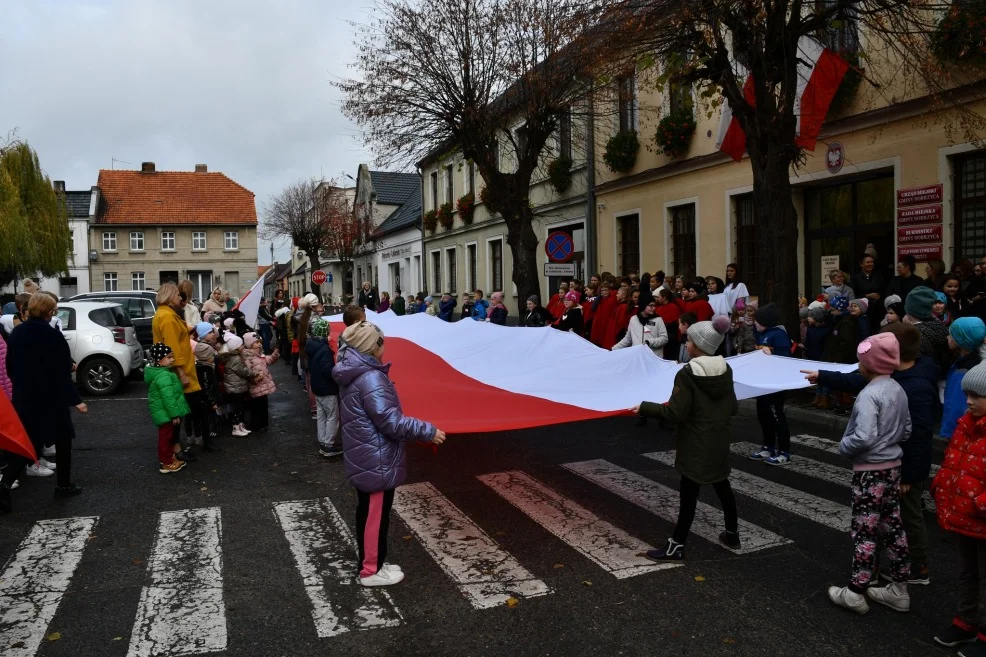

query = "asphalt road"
[0, 364, 963, 657]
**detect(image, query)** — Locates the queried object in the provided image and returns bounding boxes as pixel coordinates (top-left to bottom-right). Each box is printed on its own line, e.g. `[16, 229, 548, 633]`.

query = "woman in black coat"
[1, 293, 87, 513]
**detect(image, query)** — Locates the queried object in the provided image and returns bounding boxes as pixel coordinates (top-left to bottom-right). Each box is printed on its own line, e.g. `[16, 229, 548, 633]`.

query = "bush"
[423, 209, 438, 233]
[479, 185, 498, 214]
[437, 202, 454, 230]
[931, 3, 986, 64]
[654, 111, 696, 159]
[604, 130, 639, 173]
[457, 193, 475, 225]
[548, 156, 574, 193]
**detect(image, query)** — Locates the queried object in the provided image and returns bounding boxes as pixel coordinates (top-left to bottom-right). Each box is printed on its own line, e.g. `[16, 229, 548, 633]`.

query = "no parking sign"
[545, 231, 574, 263]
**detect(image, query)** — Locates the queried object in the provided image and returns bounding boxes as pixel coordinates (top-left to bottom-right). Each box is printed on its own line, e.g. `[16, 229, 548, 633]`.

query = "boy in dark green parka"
[633, 321, 740, 560]
[146, 342, 191, 474]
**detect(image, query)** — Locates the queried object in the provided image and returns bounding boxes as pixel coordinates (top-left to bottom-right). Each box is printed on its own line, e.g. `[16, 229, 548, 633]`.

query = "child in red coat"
[933, 360, 986, 652]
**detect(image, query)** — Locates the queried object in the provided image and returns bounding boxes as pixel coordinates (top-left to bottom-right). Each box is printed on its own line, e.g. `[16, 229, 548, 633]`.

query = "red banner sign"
[898, 244, 943, 260]
[898, 225, 942, 244]
[897, 184, 943, 207]
[897, 204, 943, 226]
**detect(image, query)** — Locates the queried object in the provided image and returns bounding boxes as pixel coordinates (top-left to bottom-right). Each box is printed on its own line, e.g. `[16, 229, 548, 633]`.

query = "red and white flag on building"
[716, 37, 850, 161]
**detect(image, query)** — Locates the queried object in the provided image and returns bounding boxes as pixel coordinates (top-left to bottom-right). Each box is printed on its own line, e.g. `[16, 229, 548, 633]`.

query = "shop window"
[670, 205, 697, 278]
[734, 195, 760, 295]
[617, 214, 640, 276]
[957, 152, 986, 261]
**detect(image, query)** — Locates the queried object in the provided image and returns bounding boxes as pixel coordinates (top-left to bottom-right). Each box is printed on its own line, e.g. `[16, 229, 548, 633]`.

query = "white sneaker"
[360, 567, 405, 587]
[25, 463, 54, 477]
[39, 458, 56, 471]
[828, 586, 869, 614]
[382, 563, 403, 575]
[231, 427, 249, 437]
[43, 446, 56, 457]
[11, 480, 19, 489]
[237, 424, 252, 435]
[867, 582, 910, 612]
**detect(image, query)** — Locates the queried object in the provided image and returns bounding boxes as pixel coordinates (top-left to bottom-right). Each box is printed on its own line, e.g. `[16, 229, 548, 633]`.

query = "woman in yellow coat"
[153, 284, 202, 457]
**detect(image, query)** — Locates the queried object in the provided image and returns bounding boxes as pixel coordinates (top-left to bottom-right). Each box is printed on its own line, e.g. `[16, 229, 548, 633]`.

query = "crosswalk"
[0, 433, 942, 656]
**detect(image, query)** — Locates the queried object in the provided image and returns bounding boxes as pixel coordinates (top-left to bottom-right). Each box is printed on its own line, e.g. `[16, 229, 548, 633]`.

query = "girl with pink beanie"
[829, 332, 913, 616]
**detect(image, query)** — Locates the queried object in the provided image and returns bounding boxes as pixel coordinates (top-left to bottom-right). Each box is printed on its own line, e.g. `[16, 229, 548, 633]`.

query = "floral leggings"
[850, 466, 910, 589]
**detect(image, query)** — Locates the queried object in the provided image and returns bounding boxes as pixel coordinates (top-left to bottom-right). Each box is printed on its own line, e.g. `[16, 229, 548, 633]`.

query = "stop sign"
[311, 270, 327, 285]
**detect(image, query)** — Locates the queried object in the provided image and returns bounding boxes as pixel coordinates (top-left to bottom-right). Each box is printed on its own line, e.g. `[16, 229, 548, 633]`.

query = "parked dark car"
[68, 291, 158, 349]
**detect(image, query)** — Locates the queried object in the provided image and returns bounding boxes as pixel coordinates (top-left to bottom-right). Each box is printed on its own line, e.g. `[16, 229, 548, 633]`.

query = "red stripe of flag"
[795, 48, 850, 151]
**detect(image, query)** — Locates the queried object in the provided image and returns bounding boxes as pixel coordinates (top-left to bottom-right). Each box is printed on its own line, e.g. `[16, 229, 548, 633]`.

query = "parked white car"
[55, 301, 144, 396]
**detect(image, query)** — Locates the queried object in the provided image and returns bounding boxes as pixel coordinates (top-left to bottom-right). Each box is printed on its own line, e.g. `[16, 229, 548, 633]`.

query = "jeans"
[673, 476, 738, 544]
[315, 395, 341, 450]
[756, 392, 790, 453]
[258, 324, 273, 354]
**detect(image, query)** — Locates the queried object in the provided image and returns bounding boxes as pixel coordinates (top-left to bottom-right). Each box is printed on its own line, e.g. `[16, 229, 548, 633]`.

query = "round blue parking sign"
[545, 231, 574, 263]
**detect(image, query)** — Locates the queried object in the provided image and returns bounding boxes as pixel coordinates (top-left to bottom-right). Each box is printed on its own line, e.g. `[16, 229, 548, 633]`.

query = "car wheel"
[80, 357, 123, 396]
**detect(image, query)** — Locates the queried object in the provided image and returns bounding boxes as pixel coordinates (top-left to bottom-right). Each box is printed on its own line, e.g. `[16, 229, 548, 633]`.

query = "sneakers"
[237, 423, 251, 435]
[749, 447, 774, 460]
[53, 484, 83, 498]
[231, 425, 249, 437]
[828, 586, 869, 614]
[318, 447, 344, 458]
[39, 458, 56, 471]
[159, 459, 187, 474]
[879, 565, 930, 586]
[311, 411, 318, 420]
[866, 582, 910, 612]
[645, 538, 684, 561]
[43, 445, 56, 457]
[959, 640, 986, 657]
[382, 563, 403, 575]
[25, 462, 54, 477]
[765, 452, 791, 466]
[360, 567, 405, 587]
[719, 530, 741, 549]
[11, 480, 19, 490]
[935, 624, 978, 648]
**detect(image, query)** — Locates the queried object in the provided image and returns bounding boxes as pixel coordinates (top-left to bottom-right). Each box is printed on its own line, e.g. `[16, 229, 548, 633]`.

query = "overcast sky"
[0, 0, 379, 264]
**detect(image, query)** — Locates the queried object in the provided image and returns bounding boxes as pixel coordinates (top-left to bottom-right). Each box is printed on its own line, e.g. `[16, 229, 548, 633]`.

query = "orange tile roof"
[95, 169, 257, 225]
[258, 265, 271, 278]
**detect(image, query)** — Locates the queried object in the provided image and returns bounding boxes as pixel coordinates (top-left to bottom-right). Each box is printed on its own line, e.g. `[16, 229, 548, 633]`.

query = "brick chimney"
[141, 162, 156, 173]
[52, 180, 65, 193]
[194, 164, 208, 173]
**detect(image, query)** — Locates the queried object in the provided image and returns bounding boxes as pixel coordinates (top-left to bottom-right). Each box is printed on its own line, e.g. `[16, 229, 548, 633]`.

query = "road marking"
[0, 517, 97, 657]
[127, 507, 226, 657]
[393, 482, 551, 610]
[561, 460, 790, 554]
[643, 451, 851, 531]
[274, 499, 402, 637]
[477, 471, 680, 579]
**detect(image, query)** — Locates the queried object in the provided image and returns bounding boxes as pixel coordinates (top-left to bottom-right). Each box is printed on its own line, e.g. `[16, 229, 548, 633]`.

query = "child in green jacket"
[146, 342, 191, 474]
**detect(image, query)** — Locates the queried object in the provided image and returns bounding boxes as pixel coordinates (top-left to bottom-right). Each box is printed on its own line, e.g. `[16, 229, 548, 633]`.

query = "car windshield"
[88, 306, 133, 328]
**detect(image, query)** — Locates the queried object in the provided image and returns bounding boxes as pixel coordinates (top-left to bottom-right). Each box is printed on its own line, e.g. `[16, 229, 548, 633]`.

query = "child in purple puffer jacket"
[332, 321, 447, 588]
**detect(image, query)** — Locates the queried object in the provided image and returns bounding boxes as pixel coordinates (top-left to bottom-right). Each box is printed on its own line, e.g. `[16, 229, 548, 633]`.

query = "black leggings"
[756, 391, 791, 453]
[673, 476, 738, 544]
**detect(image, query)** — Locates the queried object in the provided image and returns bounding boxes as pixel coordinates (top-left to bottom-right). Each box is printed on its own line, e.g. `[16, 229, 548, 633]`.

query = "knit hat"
[735, 298, 746, 312]
[299, 293, 320, 309]
[850, 298, 869, 314]
[223, 317, 235, 329]
[864, 243, 878, 259]
[754, 303, 780, 328]
[904, 286, 936, 321]
[564, 290, 580, 303]
[712, 315, 731, 334]
[22, 278, 39, 294]
[884, 294, 902, 307]
[746, 300, 758, 311]
[799, 307, 810, 319]
[491, 291, 504, 303]
[195, 322, 215, 340]
[1, 302, 15, 315]
[149, 342, 173, 365]
[887, 301, 905, 319]
[309, 317, 329, 339]
[243, 332, 259, 349]
[424, 296, 433, 304]
[687, 321, 724, 355]
[194, 341, 217, 362]
[223, 333, 243, 351]
[962, 360, 986, 396]
[274, 306, 292, 318]
[527, 295, 540, 305]
[808, 307, 828, 323]
[341, 321, 384, 355]
[857, 333, 899, 375]
[830, 296, 849, 311]
[950, 317, 986, 352]
[935, 291, 947, 304]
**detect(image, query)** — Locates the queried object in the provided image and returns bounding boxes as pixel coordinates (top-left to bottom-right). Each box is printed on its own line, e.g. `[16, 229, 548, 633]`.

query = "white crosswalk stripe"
[561, 460, 791, 554]
[393, 482, 551, 609]
[274, 498, 403, 637]
[0, 517, 97, 657]
[127, 507, 227, 657]
[642, 451, 851, 531]
[477, 471, 681, 578]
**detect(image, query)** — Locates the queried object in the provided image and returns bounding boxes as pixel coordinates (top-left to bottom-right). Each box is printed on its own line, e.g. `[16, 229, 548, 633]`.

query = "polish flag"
[716, 37, 849, 161]
[326, 311, 856, 434]
[0, 392, 36, 461]
[232, 276, 265, 328]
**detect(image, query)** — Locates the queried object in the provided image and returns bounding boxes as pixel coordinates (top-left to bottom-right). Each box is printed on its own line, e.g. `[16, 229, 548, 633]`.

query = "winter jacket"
[220, 350, 255, 395]
[438, 298, 457, 321]
[306, 337, 339, 397]
[0, 334, 11, 399]
[612, 314, 668, 356]
[915, 320, 953, 374]
[298, 308, 312, 369]
[546, 294, 565, 321]
[488, 305, 507, 325]
[379, 299, 391, 313]
[839, 376, 911, 469]
[942, 351, 982, 438]
[145, 365, 191, 427]
[824, 314, 858, 364]
[818, 355, 939, 483]
[682, 298, 714, 322]
[731, 322, 757, 355]
[933, 412, 986, 540]
[887, 274, 925, 302]
[472, 299, 490, 321]
[824, 283, 855, 302]
[358, 288, 379, 311]
[195, 362, 220, 408]
[152, 305, 200, 393]
[589, 295, 619, 348]
[755, 325, 792, 355]
[856, 315, 870, 343]
[392, 295, 405, 316]
[523, 306, 551, 327]
[244, 350, 278, 398]
[551, 307, 584, 335]
[638, 356, 738, 484]
[332, 346, 436, 492]
[460, 300, 474, 321]
[804, 322, 830, 361]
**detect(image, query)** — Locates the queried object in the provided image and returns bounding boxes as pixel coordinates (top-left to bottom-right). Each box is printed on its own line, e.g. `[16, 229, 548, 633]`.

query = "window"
[467, 162, 475, 197]
[446, 248, 457, 294]
[193, 232, 207, 250]
[957, 152, 986, 262]
[102, 231, 117, 251]
[467, 243, 478, 292]
[490, 239, 503, 291]
[669, 81, 694, 116]
[59, 276, 78, 298]
[104, 272, 118, 291]
[159, 271, 179, 285]
[131, 271, 145, 291]
[129, 231, 144, 251]
[430, 171, 439, 210]
[444, 165, 454, 204]
[558, 108, 573, 159]
[670, 204, 697, 278]
[224, 231, 239, 250]
[491, 140, 500, 172]
[817, 0, 860, 56]
[618, 74, 638, 132]
[431, 251, 442, 293]
[735, 195, 760, 295]
[617, 214, 640, 276]
[514, 124, 529, 160]
[161, 231, 175, 251]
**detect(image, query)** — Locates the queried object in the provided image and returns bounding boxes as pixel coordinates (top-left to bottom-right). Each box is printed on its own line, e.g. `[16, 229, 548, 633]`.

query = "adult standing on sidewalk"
[358, 281, 379, 311]
[0, 293, 87, 513]
[152, 283, 201, 458]
[851, 253, 887, 324]
[202, 286, 226, 318]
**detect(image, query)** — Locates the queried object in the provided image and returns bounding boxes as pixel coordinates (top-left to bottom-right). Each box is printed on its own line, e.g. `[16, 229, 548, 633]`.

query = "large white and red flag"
[716, 37, 850, 161]
[326, 311, 857, 434]
[232, 276, 265, 328]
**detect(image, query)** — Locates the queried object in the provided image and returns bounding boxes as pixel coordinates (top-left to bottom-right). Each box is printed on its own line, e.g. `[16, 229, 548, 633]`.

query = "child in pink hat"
[829, 332, 913, 616]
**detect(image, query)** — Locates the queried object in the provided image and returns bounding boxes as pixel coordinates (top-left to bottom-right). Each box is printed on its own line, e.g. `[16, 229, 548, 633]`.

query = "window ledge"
[192, 248, 208, 253]
[129, 250, 145, 254]
[160, 249, 177, 253]
[102, 249, 118, 254]
[223, 248, 240, 253]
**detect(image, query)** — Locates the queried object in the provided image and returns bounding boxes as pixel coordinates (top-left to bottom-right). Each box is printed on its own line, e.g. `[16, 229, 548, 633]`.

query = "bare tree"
[339, 0, 610, 306]
[320, 190, 375, 302]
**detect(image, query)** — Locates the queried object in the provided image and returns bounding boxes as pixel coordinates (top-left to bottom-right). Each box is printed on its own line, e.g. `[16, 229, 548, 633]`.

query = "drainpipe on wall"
[584, 85, 598, 277]
[418, 164, 426, 295]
